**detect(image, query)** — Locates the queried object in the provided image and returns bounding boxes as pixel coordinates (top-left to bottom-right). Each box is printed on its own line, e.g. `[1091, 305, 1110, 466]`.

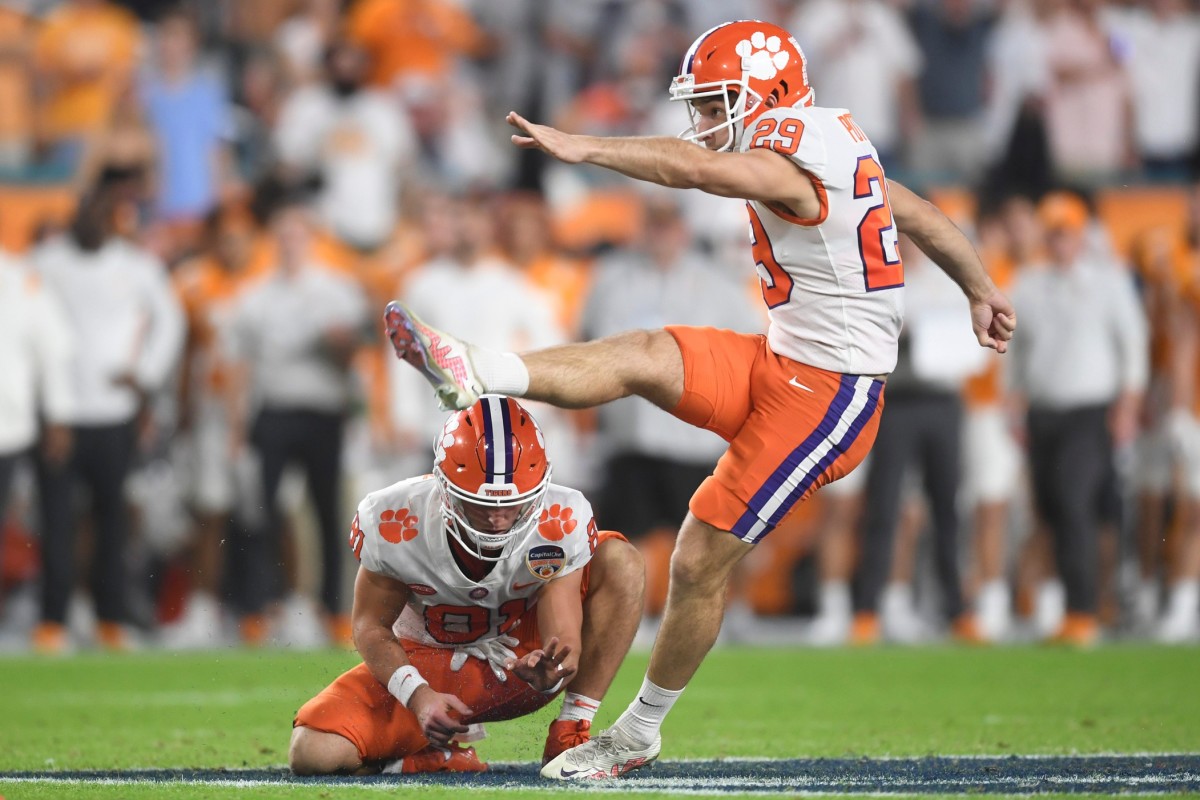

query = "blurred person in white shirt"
[1008, 191, 1149, 645]
[579, 194, 761, 626]
[226, 194, 369, 646]
[788, 0, 922, 169]
[1043, 0, 1135, 179]
[390, 192, 570, 479]
[1105, 0, 1200, 180]
[31, 187, 185, 652]
[274, 38, 417, 253]
[853, 238, 988, 645]
[0, 242, 74, 599]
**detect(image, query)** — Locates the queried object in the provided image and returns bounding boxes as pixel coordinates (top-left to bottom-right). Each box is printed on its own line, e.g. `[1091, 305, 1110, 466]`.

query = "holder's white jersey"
[741, 105, 905, 376]
[351, 475, 598, 647]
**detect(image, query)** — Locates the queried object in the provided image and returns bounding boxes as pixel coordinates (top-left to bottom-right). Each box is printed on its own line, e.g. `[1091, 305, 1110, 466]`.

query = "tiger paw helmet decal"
[736, 30, 790, 81]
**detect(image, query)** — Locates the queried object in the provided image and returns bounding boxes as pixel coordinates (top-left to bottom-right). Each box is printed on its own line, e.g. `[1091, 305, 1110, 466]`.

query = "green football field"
[1, 644, 1197, 799]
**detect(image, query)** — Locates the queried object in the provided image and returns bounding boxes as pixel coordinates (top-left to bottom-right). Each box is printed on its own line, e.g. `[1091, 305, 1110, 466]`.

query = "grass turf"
[1, 645, 1196, 797]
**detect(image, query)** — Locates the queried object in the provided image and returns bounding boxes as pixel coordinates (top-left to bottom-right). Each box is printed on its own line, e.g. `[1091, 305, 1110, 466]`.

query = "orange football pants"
[666, 326, 885, 543]
[293, 530, 625, 762]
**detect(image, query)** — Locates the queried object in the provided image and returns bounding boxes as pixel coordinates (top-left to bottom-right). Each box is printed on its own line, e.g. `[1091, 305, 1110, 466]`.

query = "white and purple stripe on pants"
[731, 375, 882, 544]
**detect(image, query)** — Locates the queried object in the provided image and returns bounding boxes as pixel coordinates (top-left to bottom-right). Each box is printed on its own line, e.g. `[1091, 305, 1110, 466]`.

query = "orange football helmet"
[433, 395, 551, 561]
[669, 20, 814, 151]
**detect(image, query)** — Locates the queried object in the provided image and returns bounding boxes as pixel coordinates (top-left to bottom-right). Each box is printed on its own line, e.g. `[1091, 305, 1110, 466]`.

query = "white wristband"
[540, 676, 565, 695]
[388, 665, 428, 708]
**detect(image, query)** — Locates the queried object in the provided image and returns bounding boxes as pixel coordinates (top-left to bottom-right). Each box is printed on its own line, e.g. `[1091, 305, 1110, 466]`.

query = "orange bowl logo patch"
[526, 544, 566, 580]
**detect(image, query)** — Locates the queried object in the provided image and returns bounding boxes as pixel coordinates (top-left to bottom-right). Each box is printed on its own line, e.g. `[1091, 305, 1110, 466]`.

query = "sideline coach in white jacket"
[32, 189, 185, 648]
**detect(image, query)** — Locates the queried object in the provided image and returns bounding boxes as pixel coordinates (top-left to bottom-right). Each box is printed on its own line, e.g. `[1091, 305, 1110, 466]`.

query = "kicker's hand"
[408, 686, 472, 746]
[507, 112, 589, 164]
[506, 636, 576, 693]
[971, 288, 1017, 354]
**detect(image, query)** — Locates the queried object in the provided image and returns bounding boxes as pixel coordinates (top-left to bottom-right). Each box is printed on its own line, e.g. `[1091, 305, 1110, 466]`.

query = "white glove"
[449, 635, 519, 682]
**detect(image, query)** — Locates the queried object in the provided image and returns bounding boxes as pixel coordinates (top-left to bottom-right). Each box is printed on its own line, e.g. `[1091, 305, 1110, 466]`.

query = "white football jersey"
[351, 475, 598, 647]
[740, 105, 905, 376]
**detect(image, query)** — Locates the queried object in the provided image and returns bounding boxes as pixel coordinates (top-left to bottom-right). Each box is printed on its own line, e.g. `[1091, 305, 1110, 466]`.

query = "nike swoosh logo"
[511, 580, 540, 591]
[637, 697, 662, 708]
[788, 377, 814, 392]
[560, 768, 583, 777]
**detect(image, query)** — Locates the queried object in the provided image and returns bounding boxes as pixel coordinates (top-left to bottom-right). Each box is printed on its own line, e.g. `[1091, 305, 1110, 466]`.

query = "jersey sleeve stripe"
[763, 169, 828, 227]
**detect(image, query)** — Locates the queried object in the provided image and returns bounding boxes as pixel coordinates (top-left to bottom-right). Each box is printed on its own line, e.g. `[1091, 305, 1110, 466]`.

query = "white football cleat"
[540, 726, 660, 780]
[383, 301, 482, 411]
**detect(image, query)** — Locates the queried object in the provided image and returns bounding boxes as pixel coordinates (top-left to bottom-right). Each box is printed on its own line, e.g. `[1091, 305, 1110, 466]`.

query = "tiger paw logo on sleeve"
[537, 504, 578, 541]
[379, 508, 419, 543]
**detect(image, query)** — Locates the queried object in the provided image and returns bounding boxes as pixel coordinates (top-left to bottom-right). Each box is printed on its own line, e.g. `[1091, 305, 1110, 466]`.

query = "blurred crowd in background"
[1, 0, 1199, 654]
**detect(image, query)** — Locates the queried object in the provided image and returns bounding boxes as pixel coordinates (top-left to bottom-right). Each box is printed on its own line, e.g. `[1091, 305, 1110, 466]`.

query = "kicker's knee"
[289, 726, 361, 776]
[668, 546, 726, 596]
[668, 522, 745, 596]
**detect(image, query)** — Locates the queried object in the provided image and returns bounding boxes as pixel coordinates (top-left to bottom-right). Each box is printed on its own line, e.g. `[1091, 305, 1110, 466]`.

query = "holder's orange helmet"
[433, 395, 551, 561]
[669, 20, 814, 151]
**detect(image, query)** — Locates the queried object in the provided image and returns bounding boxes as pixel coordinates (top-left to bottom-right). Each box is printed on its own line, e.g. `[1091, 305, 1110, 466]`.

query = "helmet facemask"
[436, 466, 551, 562]
[670, 73, 762, 153]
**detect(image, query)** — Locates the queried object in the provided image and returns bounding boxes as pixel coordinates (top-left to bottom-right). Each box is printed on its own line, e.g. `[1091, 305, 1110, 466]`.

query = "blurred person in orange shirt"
[364, 190, 461, 483]
[496, 191, 592, 339]
[0, 4, 34, 170]
[33, 0, 141, 142]
[345, 0, 490, 90]
[960, 193, 1035, 643]
[161, 200, 261, 649]
[1149, 187, 1200, 644]
[1128, 225, 1190, 635]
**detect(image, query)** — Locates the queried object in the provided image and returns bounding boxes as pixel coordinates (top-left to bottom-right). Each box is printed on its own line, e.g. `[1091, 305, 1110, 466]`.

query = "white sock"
[558, 692, 601, 723]
[613, 677, 683, 745]
[819, 581, 852, 619]
[976, 579, 1010, 640]
[1165, 579, 1199, 618]
[470, 348, 529, 396]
